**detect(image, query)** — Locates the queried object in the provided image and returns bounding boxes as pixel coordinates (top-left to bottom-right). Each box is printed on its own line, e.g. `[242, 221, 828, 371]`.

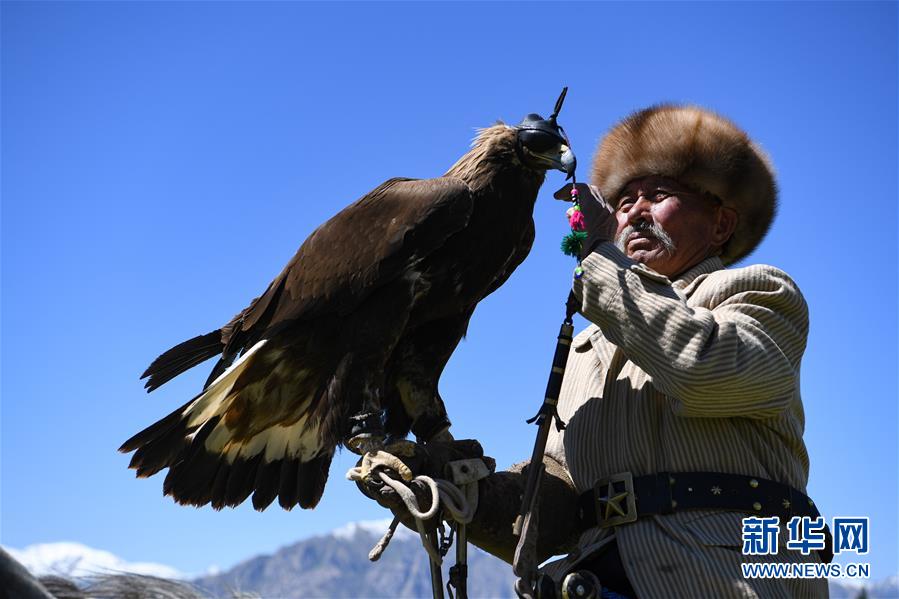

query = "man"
[361, 105, 826, 599]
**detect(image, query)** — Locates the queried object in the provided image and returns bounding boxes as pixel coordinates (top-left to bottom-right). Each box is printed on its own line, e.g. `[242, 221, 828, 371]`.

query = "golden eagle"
[121, 91, 575, 511]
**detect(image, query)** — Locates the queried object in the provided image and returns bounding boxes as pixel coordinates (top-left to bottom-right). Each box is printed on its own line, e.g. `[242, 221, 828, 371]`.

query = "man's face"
[613, 175, 734, 277]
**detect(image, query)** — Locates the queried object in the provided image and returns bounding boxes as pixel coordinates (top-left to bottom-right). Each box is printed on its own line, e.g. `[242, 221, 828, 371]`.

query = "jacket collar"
[573, 255, 725, 352]
[671, 255, 724, 293]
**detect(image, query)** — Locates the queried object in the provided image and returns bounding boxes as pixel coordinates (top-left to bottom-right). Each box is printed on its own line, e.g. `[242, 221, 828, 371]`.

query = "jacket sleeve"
[572, 243, 809, 418]
[466, 455, 581, 565]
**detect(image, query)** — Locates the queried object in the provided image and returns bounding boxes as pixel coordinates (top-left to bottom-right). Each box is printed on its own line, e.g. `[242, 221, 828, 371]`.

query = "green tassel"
[560, 231, 588, 257]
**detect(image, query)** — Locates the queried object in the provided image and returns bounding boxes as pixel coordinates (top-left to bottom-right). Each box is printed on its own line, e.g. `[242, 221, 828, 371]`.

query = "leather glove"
[354, 439, 495, 522]
[554, 182, 618, 259]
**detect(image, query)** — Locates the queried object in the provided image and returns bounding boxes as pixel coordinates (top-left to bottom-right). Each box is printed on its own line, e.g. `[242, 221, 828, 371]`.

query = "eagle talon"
[345, 411, 387, 455]
[382, 434, 415, 452]
[346, 433, 386, 455]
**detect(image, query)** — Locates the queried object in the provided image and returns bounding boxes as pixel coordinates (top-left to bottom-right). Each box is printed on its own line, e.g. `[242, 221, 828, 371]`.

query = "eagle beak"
[558, 144, 577, 177]
[520, 141, 577, 175]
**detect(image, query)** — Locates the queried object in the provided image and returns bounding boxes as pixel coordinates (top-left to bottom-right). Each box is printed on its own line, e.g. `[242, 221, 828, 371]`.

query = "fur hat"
[591, 104, 777, 265]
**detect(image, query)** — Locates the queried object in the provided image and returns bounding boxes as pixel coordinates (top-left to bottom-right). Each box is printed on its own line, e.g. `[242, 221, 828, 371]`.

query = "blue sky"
[2, 0, 896, 581]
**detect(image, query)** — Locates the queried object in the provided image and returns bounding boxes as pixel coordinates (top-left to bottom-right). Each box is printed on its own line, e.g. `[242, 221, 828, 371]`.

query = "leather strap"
[576, 471, 832, 562]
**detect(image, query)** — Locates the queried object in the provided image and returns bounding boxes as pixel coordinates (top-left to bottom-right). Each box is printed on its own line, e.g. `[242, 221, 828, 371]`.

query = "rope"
[346, 448, 477, 565]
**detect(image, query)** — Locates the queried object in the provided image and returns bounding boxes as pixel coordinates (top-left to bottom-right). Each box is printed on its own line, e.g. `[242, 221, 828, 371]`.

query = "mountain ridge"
[5, 523, 896, 599]
[5, 541, 185, 581]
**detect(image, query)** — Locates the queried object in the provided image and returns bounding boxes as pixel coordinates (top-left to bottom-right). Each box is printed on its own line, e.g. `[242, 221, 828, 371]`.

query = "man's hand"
[352, 442, 582, 566]
[555, 182, 617, 258]
[354, 439, 494, 524]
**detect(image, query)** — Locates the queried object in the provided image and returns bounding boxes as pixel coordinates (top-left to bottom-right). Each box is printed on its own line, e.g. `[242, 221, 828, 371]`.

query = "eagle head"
[444, 89, 576, 189]
[514, 87, 576, 177]
[515, 113, 576, 176]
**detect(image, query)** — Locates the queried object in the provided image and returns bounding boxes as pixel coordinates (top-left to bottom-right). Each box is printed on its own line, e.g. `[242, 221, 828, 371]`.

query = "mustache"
[615, 220, 676, 255]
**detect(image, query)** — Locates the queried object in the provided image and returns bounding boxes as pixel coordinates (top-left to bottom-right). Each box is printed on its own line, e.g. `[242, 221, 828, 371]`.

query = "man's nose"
[626, 196, 652, 225]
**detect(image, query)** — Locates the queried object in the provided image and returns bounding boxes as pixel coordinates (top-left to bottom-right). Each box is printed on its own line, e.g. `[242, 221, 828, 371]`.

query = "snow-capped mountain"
[329, 518, 415, 541]
[4, 541, 184, 580]
[829, 576, 899, 599]
[868, 575, 899, 599]
[191, 518, 515, 598]
[5, 527, 898, 599]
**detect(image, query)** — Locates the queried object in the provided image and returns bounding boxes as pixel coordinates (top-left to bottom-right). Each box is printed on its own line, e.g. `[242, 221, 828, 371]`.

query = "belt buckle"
[593, 472, 637, 528]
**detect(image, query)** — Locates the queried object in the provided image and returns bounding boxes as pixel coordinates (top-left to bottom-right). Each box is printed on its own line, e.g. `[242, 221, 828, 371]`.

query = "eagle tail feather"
[125, 336, 335, 511]
[122, 341, 264, 482]
[251, 458, 282, 511]
[119, 400, 190, 455]
[141, 330, 224, 392]
[277, 457, 301, 510]
[203, 353, 237, 391]
[128, 424, 189, 478]
[221, 454, 263, 508]
[297, 453, 332, 508]
[162, 416, 223, 506]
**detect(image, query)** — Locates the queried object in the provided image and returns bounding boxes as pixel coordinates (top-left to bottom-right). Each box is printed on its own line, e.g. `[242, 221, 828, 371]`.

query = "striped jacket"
[543, 243, 827, 598]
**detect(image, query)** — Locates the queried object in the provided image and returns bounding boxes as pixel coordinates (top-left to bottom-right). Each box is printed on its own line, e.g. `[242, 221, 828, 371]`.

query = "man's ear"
[712, 206, 739, 249]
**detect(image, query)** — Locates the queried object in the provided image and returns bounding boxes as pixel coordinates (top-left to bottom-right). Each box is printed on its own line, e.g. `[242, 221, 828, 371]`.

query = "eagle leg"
[341, 279, 419, 454]
[388, 309, 475, 443]
[345, 408, 386, 454]
[345, 365, 395, 455]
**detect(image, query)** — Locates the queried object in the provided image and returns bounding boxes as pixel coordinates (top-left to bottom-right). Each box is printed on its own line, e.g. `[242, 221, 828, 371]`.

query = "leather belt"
[576, 471, 834, 569]
[577, 471, 823, 531]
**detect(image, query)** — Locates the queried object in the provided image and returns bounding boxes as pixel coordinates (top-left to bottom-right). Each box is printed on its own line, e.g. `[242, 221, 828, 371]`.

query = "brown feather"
[251, 458, 282, 511]
[223, 454, 262, 508]
[141, 331, 223, 392]
[444, 124, 536, 190]
[165, 451, 221, 507]
[297, 454, 332, 509]
[119, 401, 189, 454]
[161, 416, 220, 503]
[264, 176, 474, 325]
[130, 430, 188, 478]
[209, 463, 232, 510]
[277, 457, 301, 510]
[125, 121, 549, 514]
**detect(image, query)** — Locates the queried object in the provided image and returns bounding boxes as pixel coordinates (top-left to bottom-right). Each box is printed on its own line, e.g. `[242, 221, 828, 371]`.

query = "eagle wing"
[238, 176, 474, 333]
[125, 176, 475, 511]
[482, 219, 536, 300]
[141, 177, 473, 392]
